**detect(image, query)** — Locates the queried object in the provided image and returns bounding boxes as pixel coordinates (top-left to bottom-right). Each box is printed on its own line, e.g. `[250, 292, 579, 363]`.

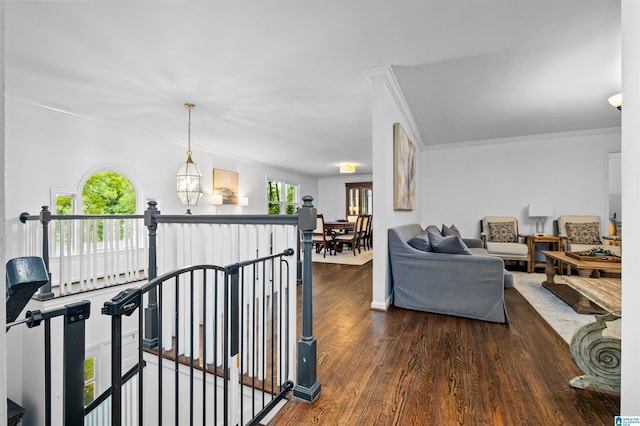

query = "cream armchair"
[480, 216, 530, 270]
[554, 215, 621, 257]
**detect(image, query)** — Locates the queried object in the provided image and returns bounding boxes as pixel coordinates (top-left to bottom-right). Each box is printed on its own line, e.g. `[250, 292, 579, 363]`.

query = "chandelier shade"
[176, 103, 203, 206]
[176, 155, 203, 206]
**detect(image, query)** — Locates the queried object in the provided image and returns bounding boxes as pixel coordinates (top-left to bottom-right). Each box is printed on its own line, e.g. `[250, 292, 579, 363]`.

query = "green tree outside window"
[82, 172, 136, 240]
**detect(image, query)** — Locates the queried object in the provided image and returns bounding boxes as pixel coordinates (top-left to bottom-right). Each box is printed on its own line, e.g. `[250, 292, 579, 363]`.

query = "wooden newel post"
[293, 195, 322, 402]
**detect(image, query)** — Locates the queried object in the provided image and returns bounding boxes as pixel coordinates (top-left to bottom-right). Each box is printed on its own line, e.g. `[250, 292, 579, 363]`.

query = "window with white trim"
[267, 179, 299, 215]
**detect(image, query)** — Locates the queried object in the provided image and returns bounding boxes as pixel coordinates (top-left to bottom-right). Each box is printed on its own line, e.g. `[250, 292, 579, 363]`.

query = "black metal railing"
[17, 195, 322, 424]
[103, 249, 295, 425]
[7, 300, 91, 426]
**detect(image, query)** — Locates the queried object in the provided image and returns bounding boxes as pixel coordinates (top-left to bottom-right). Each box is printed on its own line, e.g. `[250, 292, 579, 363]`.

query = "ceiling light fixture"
[176, 103, 203, 206]
[608, 93, 622, 110]
[339, 164, 356, 174]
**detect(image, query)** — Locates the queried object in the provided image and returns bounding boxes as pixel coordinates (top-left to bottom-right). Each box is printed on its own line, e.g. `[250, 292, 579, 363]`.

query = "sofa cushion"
[469, 247, 489, 256]
[427, 230, 472, 255]
[407, 231, 432, 252]
[565, 222, 602, 245]
[486, 241, 529, 257]
[487, 222, 518, 243]
[441, 224, 461, 237]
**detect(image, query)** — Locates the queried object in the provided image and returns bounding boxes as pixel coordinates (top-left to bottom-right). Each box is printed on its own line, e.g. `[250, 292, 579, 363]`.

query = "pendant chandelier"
[176, 103, 203, 206]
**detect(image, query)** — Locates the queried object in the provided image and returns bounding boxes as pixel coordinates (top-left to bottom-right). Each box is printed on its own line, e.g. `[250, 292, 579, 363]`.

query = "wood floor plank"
[269, 262, 619, 425]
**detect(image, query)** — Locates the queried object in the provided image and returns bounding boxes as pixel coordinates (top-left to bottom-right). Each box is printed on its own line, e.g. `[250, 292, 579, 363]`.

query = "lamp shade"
[238, 196, 249, 207]
[176, 155, 203, 206]
[528, 203, 553, 218]
[608, 93, 622, 110]
[212, 193, 223, 206]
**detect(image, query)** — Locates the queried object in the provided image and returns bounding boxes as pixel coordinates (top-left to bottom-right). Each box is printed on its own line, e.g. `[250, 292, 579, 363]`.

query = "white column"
[0, 3, 7, 423]
[621, 0, 640, 414]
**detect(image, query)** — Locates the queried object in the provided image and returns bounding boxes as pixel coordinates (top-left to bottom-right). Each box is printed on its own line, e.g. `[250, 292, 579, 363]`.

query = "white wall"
[4, 98, 318, 260]
[317, 174, 372, 221]
[420, 129, 621, 238]
[0, 2, 7, 422]
[367, 67, 421, 310]
[621, 0, 640, 413]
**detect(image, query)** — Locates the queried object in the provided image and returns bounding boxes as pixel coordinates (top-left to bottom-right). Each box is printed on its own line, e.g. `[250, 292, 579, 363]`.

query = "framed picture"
[212, 169, 239, 204]
[393, 122, 416, 211]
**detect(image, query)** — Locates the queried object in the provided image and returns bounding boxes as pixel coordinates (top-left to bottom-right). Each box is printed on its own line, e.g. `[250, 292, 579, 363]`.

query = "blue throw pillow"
[408, 231, 432, 252]
[427, 230, 472, 255]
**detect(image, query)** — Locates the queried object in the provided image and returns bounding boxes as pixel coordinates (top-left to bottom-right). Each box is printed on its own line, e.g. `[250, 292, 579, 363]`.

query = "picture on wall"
[212, 168, 239, 204]
[393, 122, 416, 211]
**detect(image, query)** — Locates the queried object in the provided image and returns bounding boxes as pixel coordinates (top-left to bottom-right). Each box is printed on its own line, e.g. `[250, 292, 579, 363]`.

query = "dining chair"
[357, 215, 370, 251]
[334, 215, 363, 256]
[312, 214, 334, 257]
[361, 214, 372, 250]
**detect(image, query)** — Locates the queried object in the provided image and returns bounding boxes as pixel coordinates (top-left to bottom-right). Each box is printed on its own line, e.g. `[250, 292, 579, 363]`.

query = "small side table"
[525, 235, 561, 273]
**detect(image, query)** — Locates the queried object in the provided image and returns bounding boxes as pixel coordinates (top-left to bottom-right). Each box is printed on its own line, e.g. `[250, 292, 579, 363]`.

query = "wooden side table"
[525, 235, 561, 273]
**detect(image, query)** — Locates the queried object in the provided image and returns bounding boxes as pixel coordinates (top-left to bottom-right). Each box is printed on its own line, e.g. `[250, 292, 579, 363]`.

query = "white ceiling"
[5, 0, 621, 177]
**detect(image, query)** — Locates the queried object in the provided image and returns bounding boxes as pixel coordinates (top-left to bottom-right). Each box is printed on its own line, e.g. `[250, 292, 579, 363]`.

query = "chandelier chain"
[185, 102, 195, 155]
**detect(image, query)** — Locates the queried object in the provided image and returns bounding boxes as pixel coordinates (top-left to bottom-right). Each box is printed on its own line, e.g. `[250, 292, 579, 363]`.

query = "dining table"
[323, 221, 355, 233]
[323, 221, 356, 253]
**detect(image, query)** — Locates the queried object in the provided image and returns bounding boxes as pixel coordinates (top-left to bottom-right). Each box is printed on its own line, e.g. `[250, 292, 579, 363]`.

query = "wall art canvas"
[393, 122, 416, 211]
[212, 168, 239, 204]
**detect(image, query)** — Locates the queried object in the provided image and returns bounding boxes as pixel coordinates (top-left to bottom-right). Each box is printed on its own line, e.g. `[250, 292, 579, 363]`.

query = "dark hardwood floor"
[268, 261, 620, 425]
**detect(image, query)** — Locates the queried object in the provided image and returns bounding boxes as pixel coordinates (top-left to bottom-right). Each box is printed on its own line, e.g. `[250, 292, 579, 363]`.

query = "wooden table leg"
[577, 268, 596, 278]
[543, 256, 556, 286]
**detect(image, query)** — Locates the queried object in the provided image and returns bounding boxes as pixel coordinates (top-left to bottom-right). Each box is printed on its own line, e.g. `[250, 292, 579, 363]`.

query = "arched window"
[82, 171, 136, 215]
[81, 171, 136, 242]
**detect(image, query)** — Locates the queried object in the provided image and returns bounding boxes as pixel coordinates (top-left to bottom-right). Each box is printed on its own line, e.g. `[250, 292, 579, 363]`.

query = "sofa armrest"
[463, 238, 483, 249]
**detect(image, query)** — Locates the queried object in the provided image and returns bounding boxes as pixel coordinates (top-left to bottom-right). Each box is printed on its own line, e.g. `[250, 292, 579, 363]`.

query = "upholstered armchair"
[554, 215, 621, 257]
[480, 216, 530, 270]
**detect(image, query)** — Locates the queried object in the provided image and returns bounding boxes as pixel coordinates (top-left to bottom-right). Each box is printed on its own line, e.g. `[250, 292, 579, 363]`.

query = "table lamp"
[528, 203, 554, 235]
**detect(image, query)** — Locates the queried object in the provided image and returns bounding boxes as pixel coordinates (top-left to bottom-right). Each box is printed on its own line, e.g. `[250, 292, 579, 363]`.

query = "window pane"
[83, 172, 136, 214]
[285, 184, 296, 203]
[268, 203, 281, 215]
[267, 181, 282, 202]
[82, 171, 136, 241]
[56, 195, 74, 215]
[362, 189, 373, 215]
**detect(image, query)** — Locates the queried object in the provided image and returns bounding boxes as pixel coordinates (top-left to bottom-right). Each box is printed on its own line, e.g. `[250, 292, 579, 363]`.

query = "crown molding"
[364, 65, 425, 148]
[424, 127, 621, 151]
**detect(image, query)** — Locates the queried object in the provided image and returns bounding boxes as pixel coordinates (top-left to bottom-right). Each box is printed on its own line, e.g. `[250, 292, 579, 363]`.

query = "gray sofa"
[388, 224, 511, 323]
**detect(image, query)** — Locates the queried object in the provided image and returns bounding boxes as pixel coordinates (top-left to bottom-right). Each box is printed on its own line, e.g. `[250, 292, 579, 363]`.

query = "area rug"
[312, 249, 373, 266]
[511, 271, 612, 344]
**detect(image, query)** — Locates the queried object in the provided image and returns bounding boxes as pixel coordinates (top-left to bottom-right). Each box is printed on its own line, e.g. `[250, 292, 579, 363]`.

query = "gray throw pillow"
[408, 231, 432, 252]
[441, 224, 461, 237]
[425, 225, 441, 235]
[427, 230, 472, 255]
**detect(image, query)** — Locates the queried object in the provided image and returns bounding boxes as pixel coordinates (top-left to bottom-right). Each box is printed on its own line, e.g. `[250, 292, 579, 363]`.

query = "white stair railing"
[21, 209, 148, 296]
